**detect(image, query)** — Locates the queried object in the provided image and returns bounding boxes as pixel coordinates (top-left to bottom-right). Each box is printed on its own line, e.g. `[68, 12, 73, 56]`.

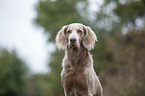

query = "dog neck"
[66, 46, 89, 68]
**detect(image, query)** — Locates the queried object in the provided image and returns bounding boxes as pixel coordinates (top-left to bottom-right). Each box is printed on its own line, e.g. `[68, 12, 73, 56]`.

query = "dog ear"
[56, 25, 68, 50]
[83, 26, 98, 50]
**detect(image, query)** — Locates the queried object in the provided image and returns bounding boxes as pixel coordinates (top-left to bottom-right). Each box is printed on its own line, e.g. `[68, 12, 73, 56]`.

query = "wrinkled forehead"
[67, 23, 84, 31]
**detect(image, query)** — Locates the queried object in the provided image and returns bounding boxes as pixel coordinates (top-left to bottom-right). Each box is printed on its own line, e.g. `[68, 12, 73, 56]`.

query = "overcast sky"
[0, 0, 55, 73]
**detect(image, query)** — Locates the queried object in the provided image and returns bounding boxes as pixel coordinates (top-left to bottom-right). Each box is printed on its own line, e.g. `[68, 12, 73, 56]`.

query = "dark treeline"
[0, 0, 145, 96]
[0, 49, 28, 96]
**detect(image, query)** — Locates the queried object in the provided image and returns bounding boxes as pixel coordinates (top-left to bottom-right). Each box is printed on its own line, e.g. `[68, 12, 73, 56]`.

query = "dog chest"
[64, 73, 88, 92]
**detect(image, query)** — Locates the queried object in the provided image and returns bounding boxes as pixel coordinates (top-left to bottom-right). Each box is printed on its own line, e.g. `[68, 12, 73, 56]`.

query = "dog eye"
[67, 30, 71, 33]
[77, 30, 82, 34]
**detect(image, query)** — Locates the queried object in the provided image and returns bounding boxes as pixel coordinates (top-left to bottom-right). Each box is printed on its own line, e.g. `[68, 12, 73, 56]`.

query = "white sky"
[0, 0, 55, 73]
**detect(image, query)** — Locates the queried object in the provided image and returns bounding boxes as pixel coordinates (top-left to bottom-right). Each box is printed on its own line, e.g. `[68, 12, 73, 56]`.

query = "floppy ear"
[55, 25, 68, 50]
[83, 26, 98, 50]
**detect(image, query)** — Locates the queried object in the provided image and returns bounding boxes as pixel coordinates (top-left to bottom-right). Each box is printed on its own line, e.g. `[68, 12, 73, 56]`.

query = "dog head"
[56, 23, 98, 50]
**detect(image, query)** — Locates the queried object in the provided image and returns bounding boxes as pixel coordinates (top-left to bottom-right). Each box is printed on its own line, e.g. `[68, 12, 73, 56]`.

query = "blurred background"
[0, 0, 145, 96]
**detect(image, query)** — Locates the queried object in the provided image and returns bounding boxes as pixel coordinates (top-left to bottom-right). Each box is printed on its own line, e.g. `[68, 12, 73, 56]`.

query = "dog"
[56, 23, 103, 96]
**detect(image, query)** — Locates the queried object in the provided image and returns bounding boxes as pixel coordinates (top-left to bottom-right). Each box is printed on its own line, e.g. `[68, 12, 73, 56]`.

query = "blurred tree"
[35, 0, 88, 42]
[102, 30, 145, 96]
[93, 0, 145, 34]
[0, 49, 29, 96]
[113, 0, 145, 26]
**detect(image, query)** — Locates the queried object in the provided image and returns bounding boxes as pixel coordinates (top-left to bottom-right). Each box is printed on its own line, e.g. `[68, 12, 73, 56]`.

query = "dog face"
[65, 24, 85, 49]
[56, 23, 97, 50]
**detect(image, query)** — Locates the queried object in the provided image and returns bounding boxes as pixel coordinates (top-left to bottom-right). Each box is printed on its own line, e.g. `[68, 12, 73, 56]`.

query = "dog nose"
[70, 38, 76, 42]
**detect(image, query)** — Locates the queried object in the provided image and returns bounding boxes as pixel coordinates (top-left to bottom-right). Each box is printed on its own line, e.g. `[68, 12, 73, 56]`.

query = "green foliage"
[0, 49, 29, 96]
[90, 0, 145, 35]
[35, 0, 87, 42]
[114, 0, 145, 25]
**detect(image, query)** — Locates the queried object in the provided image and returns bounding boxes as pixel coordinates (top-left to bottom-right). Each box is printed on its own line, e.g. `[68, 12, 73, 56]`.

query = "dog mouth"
[70, 42, 78, 49]
[70, 43, 76, 48]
